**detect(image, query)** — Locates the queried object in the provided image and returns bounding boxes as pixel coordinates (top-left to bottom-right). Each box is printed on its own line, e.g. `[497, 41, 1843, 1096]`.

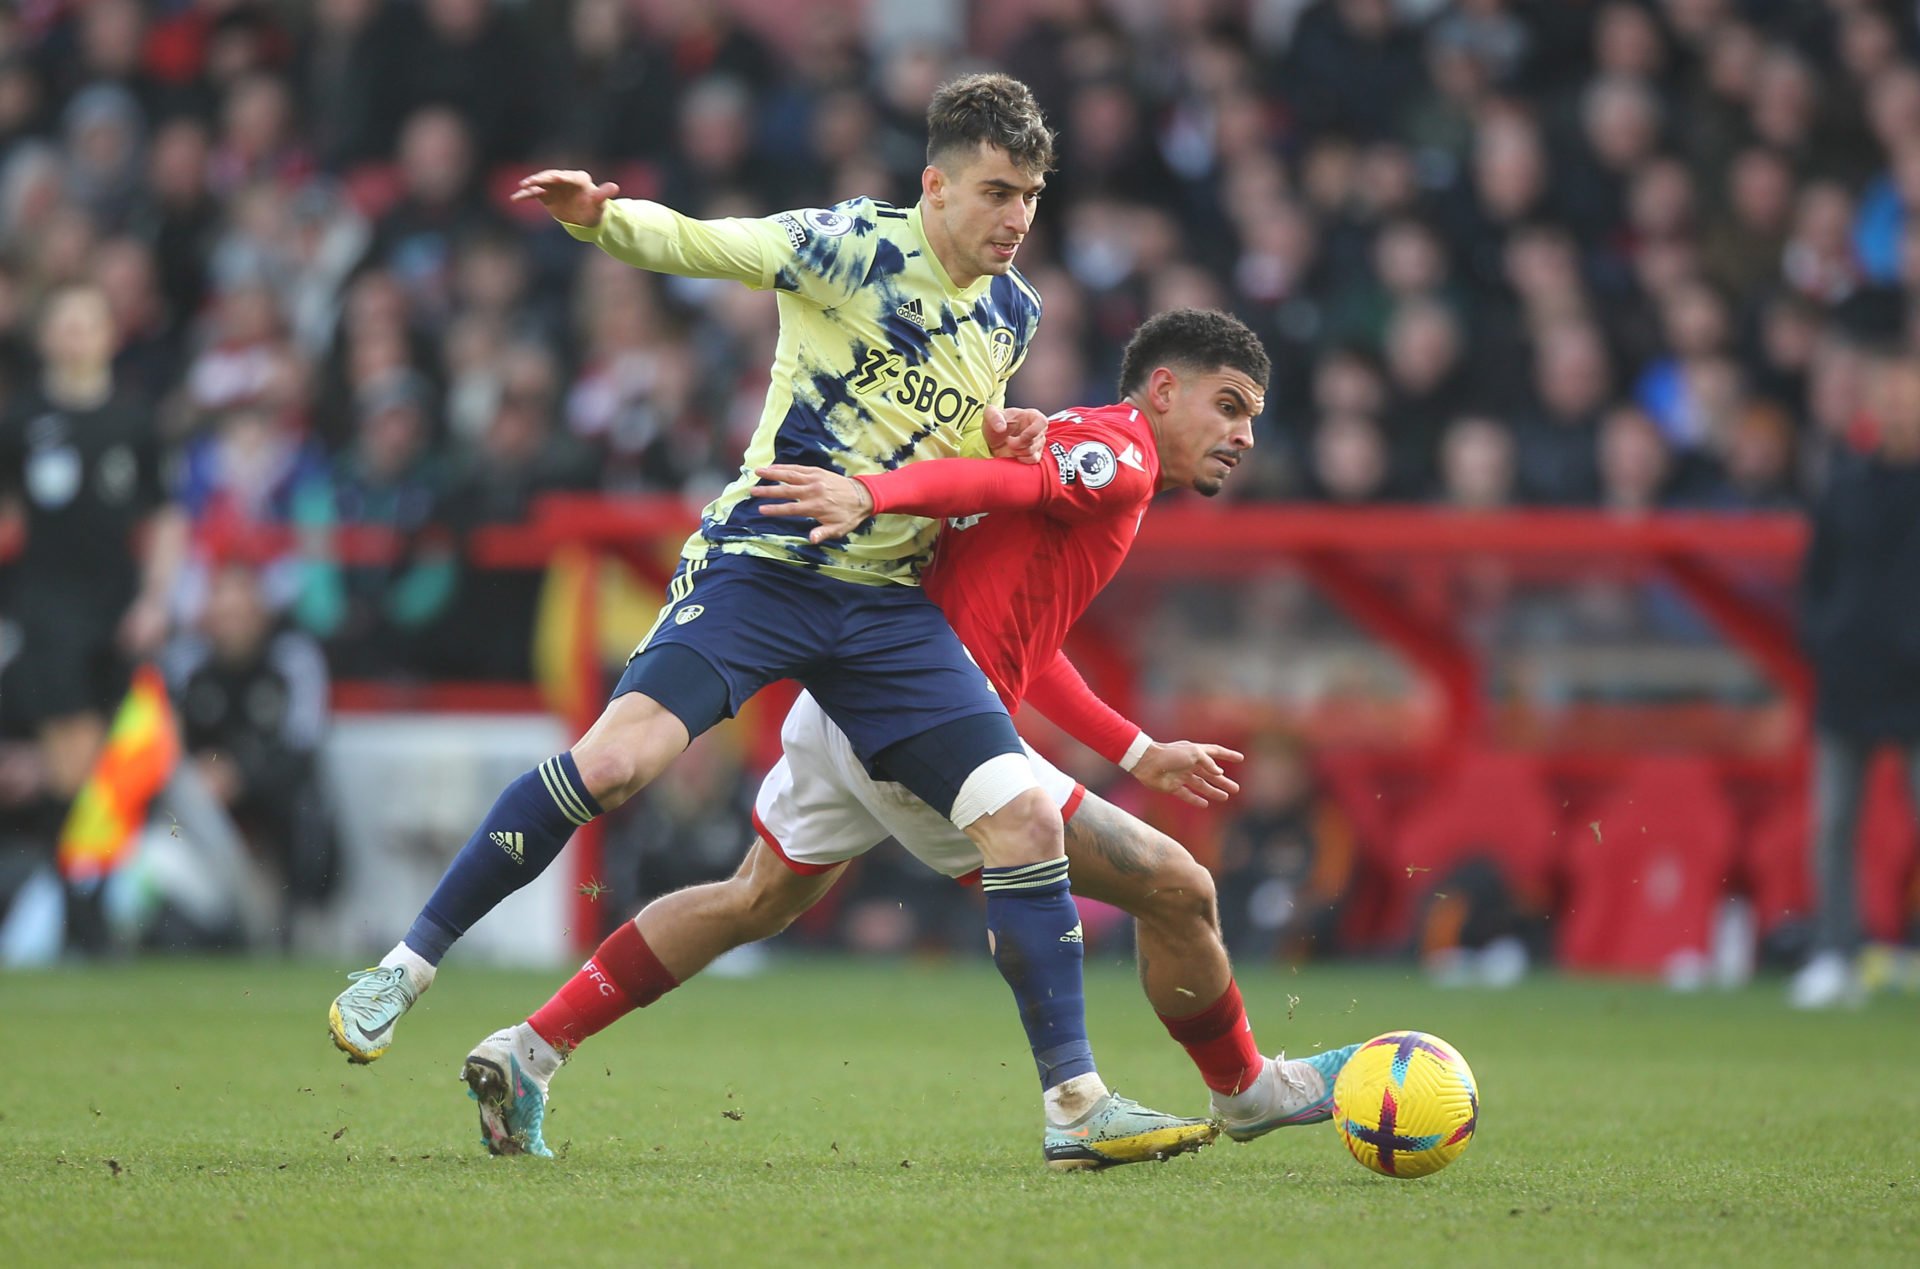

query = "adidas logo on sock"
[1060, 923, 1084, 944]
[491, 831, 525, 863]
[895, 297, 927, 329]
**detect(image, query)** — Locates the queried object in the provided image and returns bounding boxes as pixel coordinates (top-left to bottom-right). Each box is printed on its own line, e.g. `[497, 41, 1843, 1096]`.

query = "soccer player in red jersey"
[471, 310, 1359, 1165]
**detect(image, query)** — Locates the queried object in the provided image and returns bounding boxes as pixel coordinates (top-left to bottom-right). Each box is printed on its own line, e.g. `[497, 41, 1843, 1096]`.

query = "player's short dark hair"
[1118, 309, 1272, 399]
[926, 74, 1054, 176]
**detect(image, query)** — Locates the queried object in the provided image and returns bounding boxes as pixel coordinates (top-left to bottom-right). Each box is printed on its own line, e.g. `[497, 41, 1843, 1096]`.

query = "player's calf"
[326, 694, 694, 1063]
[1063, 796, 1230, 1010]
[626, 840, 840, 984]
[328, 745, 608, 1063]
[1064, 795, 1273, 1104]
[483, 842, 835, 1072]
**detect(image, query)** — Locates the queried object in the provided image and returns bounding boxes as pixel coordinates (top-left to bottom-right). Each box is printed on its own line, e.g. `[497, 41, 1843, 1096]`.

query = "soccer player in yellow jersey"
[329, 75, 1215, 1169]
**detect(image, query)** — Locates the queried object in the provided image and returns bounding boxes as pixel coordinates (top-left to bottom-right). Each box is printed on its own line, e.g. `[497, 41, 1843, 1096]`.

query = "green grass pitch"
[6, 956, 1916, 1267]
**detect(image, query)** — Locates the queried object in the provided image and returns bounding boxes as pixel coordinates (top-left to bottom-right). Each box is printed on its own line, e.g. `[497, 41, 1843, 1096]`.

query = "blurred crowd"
[4, 2, 1913, 563]
[6, 0, 1920, 961]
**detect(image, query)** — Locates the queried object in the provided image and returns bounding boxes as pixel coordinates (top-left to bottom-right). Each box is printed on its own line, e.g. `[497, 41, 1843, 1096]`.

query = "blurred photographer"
[165, 558, 337, 933]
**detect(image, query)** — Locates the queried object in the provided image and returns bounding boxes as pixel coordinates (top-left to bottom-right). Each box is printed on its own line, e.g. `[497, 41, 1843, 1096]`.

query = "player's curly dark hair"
[1118, 309, 1272, 399]
[926, 74, 1055, 175]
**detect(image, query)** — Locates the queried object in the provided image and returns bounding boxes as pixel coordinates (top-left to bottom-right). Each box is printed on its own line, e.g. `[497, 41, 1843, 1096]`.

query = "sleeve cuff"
[853, 474, 888, 517]
[1118, 731, 1152, 772]
[562, 197, 655, 243]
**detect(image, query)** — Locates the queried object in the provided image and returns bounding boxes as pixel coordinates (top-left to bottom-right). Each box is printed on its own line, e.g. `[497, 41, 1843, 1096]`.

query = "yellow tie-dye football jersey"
[565, 196, 1041, 586]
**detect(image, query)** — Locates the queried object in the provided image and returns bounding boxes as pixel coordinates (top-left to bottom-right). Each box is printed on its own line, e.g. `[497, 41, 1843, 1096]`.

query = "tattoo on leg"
[1069, 797, 1161, 878]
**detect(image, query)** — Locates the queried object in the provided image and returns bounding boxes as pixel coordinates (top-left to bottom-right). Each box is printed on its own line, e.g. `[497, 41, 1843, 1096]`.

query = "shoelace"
[1266, 1053, 1323, 1111]
[345, 966, 410, 1001]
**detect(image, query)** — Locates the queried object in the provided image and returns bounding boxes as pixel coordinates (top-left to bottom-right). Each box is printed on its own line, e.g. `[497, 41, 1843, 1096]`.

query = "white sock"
[1212, 1057, 1276, 1114]
[1044, 1071, 1111, 1127]
[512, 1022, 564, 1084]
[380, 942, 436, 996]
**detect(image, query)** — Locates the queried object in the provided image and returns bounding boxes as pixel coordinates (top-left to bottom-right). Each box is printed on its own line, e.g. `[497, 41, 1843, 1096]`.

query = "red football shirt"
[857, 403, 1160, 762]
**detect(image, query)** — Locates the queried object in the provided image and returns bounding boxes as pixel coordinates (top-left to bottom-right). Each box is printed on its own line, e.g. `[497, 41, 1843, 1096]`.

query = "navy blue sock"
[403, 752, 603, 964]
[982, 857, 1096, 1091]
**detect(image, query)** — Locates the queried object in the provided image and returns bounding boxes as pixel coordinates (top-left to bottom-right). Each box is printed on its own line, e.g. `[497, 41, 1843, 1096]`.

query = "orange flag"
[56, 665, 182, 882]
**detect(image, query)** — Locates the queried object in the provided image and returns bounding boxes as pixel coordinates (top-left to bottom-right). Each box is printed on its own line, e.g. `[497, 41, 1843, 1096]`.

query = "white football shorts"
[753, 690, 1087, 881]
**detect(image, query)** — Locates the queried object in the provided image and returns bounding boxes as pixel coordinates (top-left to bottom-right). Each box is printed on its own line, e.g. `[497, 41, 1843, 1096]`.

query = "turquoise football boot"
[1212, 1044, 1361, 1142]
[463, 1029, 554, 1158]
[1042, 1092, 1217, 1171]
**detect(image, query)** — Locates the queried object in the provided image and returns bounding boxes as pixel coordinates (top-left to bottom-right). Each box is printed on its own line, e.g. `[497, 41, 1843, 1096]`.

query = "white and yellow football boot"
[328, 965, 424, 1064]
[1042, 1092, 1218, 1171]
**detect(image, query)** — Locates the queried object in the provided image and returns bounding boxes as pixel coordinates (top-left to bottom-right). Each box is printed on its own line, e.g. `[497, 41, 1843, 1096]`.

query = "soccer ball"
[1332, 1030, 1479, 1178]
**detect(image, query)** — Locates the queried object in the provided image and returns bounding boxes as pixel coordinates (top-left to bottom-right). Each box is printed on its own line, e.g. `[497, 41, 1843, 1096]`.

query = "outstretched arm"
[516, 169, 811, 291]
[1026, 651, 1241, 808]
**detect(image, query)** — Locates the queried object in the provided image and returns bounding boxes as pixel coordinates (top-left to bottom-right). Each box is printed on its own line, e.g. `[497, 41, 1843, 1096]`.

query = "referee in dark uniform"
[0, 284, 185, 948]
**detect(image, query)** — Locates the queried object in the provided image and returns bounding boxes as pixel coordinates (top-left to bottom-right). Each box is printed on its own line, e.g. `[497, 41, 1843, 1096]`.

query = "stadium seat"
[1746, 752, 1920, 945]
[1558, 758, 1738, 975]
[1381, 750, 1560, 945]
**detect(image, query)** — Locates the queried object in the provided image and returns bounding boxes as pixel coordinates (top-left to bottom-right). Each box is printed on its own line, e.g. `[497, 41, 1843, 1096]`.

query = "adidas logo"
[895, 297, 927, 329]
[491, 831, 524, 863]
[1060, 923, 1084, 944]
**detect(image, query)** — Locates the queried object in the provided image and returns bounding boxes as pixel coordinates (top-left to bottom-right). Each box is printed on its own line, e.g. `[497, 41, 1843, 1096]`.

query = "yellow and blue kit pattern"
[566, 196, 1041, 586]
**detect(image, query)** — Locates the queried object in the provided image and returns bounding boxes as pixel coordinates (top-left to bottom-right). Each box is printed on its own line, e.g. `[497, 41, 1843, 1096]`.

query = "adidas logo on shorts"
[1060, 923, 1083, 944]
[491, 831, 525, 863]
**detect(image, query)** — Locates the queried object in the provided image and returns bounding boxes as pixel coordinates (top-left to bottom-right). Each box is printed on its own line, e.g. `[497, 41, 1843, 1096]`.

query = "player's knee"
[971, 786, 1063, 867]
[1138, 847, 1219, 933]
[727, 873, 811, 940]
[570, 738, 645, 809]
[571, 696, 690, 808]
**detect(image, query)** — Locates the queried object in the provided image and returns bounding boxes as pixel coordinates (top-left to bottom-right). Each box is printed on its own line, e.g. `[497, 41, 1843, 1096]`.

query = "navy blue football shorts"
[612, 551, 1018, 779]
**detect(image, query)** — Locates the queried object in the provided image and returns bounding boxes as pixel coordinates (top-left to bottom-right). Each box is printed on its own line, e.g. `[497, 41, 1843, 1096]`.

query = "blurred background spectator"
[162, 557, 337, 935]
[1214, 730, 1356, 961]
[7, 0, 1905, 534]
[1794, 348, 1920, 1008]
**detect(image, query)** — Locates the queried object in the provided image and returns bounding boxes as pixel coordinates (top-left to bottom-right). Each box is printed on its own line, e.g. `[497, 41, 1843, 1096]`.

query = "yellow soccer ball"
[1332, 1031, 1479, 1178]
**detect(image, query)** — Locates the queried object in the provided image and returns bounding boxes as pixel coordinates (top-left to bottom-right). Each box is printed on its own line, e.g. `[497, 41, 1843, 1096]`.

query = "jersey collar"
[909, 204, 993, 301]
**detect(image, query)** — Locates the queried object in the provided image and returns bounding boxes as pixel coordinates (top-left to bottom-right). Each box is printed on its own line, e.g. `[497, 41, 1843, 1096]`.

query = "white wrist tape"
[1119, 732, 1153, 772]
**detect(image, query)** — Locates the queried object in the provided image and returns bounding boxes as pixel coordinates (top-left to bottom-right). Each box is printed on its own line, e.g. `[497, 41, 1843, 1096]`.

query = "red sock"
[1157, 980, 1264, 1096]
[527, 922, 680, 1053]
